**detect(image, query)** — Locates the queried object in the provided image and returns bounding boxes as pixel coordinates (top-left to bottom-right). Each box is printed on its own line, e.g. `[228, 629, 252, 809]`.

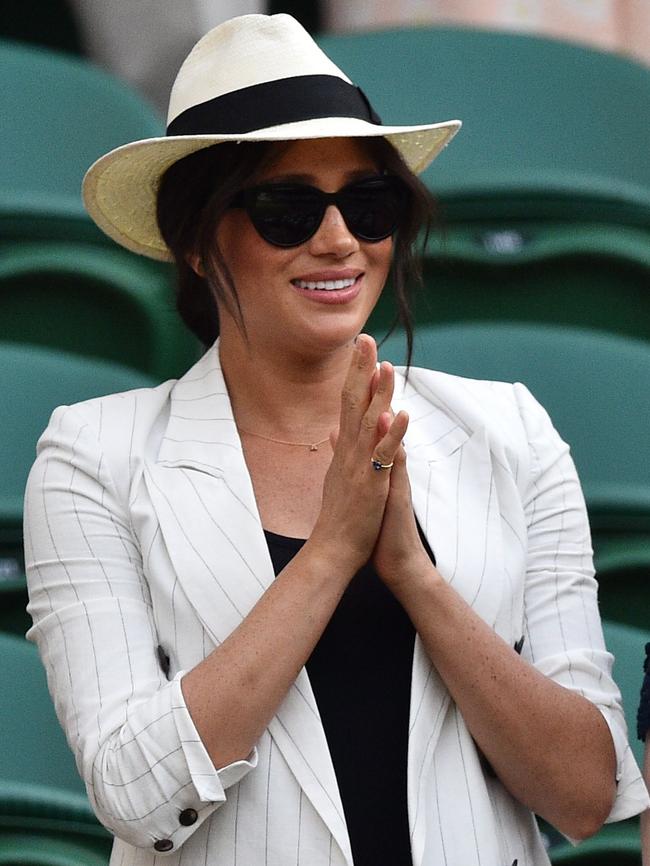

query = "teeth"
[294, 277, 356, 291]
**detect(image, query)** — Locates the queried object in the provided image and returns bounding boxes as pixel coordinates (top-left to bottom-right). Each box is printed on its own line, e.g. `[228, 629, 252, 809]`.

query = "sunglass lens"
[340, 178, 404, 242]
[249, 187, 322, 247]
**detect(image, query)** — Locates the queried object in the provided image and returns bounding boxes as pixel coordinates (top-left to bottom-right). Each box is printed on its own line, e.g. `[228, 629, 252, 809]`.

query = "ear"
[186, 252, 205, 277]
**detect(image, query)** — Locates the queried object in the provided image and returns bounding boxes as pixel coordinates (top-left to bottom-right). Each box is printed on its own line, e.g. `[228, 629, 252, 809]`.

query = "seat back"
[368, 223, 650, 340]
[378, 323, 650, 531]
[0, 243, 198, 379]
[592, 538, 650, 631]
[317, 27, 650, 220]
[0, 39, 163, 229]
[0, 633, 85, 793]
[0, 833, 109, 866]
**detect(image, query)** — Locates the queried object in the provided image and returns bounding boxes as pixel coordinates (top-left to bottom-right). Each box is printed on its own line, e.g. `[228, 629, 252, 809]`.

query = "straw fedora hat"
[82, 13, 461, 261]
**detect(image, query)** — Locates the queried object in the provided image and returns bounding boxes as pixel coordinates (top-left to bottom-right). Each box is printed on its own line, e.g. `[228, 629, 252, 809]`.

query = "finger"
[358, 361, 395, 451]
[386, 443, 409, 487]
[376, 410, 392, 439]
[371, 410, 409, 469]
[338, 334, 378, 440]
[370, 365, 381, 398]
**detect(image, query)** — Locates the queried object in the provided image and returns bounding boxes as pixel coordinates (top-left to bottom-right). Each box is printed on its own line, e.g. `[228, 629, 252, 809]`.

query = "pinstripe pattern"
[24, 344, 649, 865]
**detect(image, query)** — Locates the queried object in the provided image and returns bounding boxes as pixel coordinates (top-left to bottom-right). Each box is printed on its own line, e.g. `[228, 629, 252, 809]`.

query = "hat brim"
[82, 116, 461, 261]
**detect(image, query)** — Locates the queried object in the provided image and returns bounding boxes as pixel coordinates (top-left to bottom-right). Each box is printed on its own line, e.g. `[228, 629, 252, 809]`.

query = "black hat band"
[166, 74, 382, 136]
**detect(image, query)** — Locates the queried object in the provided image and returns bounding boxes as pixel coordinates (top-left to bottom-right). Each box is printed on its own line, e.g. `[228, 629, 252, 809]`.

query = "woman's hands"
[309, 334, 409, 575]
[370, 419, 433, 592]
[368, 370, 434, 594]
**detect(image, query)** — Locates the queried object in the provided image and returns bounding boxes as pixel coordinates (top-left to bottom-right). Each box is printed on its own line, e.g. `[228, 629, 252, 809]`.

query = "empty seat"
[379, 322, 650, 535]
[0, 243, 199, 379]
[317, 27, 650, 222]
[0, 39, 163, 243]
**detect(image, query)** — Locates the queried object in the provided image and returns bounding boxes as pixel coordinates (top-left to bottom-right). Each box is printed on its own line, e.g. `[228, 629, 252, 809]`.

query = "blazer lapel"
[394, 371, 507, 865]
[144, 344, 352, 865]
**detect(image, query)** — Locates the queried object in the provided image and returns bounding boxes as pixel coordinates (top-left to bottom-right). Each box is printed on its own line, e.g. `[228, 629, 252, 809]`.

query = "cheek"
[216, 212, 270, 282]
[216, 212, 294, 306]
[369, 238, 393, 284]
[217, 211, 254, 259]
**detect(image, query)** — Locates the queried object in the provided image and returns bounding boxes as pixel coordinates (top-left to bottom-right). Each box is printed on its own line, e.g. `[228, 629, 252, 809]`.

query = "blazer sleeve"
[23, 400, 257, 854]
[513, 382, 650, 824]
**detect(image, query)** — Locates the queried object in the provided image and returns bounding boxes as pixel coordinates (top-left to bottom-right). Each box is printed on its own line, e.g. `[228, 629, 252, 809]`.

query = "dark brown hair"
[156, 138, 435, 365]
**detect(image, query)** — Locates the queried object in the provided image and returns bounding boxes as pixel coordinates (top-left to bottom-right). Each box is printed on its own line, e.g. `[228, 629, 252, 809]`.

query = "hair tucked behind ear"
[156, 138, 436, 366]
[156, 141, 280, 347]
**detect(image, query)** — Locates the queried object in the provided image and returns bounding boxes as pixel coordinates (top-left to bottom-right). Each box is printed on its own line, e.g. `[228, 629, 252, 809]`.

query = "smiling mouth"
[291, 276, 360, 291]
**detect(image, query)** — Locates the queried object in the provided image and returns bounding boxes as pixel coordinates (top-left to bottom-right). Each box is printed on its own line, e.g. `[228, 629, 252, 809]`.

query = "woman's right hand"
[309, 334, 409, 574]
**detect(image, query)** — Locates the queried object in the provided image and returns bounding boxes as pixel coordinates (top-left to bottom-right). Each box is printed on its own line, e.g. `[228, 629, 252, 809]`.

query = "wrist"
[383, 553, 443, 605]
[304, 528, 366, 578]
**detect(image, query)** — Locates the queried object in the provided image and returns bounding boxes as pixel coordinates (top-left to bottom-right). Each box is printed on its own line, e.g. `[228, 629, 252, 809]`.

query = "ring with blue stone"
[371, 458, 394, 471]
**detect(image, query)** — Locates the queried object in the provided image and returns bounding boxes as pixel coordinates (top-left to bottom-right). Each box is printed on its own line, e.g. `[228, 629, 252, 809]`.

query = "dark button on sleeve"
[153, 839, 174, 852]
[157, 644, 171, 678]
[179, 808, 198, 826]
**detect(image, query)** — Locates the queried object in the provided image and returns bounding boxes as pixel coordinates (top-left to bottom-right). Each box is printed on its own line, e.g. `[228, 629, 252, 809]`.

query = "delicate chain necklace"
[238, 426, 331, 452]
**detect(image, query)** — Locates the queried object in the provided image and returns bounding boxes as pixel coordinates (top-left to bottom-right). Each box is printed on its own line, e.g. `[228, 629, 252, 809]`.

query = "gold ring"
[371, 458, 394, 471]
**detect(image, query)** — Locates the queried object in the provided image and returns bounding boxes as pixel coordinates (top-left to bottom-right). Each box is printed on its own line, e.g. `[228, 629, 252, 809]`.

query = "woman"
[24, 13, 649, 866]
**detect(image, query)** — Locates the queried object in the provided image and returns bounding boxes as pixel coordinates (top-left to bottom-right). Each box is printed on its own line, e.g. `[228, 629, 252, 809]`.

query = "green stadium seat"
[0, 629, 87, 793]
[0, 39, 163, 244]
[593, 540, 650, 631]
[317, 27, 650, 222]
[378, 322, 650, 535]
[0, 833, 108, 866]
[0, 39, 200, 377]
[0, 781, 110, 864]
[0, 639, 112, 860]
[0, 243, 199, 379]
[0, 578, 28, 639]
[367, 223, 650, 342]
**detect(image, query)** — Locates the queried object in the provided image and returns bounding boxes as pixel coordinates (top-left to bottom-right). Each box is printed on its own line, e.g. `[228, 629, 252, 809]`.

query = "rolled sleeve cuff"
[598, 704, 650, 823]
[171, 672, 259, 804]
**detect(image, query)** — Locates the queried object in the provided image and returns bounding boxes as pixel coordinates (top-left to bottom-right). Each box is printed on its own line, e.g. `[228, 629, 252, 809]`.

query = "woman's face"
[215, 137, 393, 360]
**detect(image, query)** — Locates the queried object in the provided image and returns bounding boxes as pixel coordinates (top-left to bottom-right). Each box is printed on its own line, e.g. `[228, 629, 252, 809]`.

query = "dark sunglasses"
[228, 175, 408, 248]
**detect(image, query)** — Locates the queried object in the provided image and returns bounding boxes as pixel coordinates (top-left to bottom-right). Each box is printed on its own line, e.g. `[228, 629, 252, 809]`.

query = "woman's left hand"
[371, 410, 435, 594]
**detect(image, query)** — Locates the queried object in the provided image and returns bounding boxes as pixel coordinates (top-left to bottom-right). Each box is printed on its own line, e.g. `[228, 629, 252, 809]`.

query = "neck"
[218, 332, 355, 438]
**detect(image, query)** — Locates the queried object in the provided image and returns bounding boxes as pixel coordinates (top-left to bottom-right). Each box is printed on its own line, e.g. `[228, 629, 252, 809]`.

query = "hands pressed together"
[311, 333, 431, 590]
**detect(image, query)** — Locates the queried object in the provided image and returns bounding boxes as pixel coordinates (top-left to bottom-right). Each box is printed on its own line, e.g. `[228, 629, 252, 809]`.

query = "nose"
[307, 204, 359, 258]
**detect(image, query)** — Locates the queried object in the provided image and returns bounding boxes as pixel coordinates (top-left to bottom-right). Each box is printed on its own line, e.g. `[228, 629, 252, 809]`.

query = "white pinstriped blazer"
[24, 342, 649, 866]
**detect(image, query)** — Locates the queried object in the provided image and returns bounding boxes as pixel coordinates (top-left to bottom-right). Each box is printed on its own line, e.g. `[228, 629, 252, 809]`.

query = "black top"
[265, 529, 420, 866]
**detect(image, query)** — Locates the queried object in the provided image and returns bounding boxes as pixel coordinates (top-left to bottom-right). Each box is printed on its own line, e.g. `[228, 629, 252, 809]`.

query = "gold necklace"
[238, 427, 331, 452]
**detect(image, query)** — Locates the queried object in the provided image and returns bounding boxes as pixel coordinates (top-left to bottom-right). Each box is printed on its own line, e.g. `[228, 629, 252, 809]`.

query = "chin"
[305, 314, 371, 352]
